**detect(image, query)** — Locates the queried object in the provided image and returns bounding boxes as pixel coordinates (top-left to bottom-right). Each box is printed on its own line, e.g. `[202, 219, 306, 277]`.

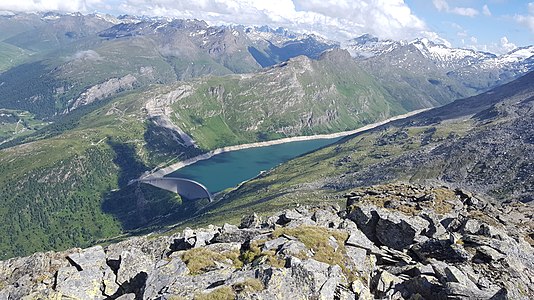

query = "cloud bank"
[117, 0, 430, 41]
[0, 0, 100, 13]
[515, 2, 534, 34]
[432, 0, 479, 17]
[0, 0, 430, 41]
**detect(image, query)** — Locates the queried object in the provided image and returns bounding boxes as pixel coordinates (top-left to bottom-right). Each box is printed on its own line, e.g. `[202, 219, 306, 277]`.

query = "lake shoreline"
[142, 109, 428, 179]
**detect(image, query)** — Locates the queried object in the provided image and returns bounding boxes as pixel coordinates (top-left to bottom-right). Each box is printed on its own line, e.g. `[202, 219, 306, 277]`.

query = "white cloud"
[432, 0, 448, 12]
[0, 0, 442, 43]
[67, 50, 103, 61]
[432, 0, 479, 17]
[450, 7, 478, 17]
[515, 2, 534, 33]
[482, 4, 491, 16]
[108, 0, 430, 41]
[0, 0, 103, 13]
[420, 31, 452, 47]
[466, 36, 517, 54]
[499, 36, 518, 53]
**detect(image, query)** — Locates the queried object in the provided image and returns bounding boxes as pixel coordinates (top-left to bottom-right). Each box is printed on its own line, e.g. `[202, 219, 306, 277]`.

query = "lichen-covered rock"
[0, 184, 532, 300]
[67, 246, 107, 271]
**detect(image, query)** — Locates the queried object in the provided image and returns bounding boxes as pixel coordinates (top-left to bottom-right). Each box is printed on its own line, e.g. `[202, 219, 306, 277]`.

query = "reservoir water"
[169, 137, 342, 193]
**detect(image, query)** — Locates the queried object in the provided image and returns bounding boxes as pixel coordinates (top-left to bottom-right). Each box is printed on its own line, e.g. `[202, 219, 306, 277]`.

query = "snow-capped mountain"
[480, 45, 534, 71]
[242, 25, 337, 48]
[346, 34, 533, 72]
[346, 33, 533, 92]
[343, 34, 404, 58]
[408, 38, 496, 70]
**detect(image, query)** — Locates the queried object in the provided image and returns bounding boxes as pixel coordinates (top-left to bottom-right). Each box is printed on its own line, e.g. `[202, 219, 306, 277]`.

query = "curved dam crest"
[137, 177, 213, 201]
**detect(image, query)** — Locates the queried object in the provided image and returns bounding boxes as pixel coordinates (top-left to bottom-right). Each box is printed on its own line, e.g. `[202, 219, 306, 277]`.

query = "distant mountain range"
[0, 12, 532, 123]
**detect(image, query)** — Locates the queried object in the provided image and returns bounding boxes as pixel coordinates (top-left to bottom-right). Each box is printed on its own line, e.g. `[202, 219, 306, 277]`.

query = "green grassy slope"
[162, 50, 405, 150]
[0, 42, 32, 71]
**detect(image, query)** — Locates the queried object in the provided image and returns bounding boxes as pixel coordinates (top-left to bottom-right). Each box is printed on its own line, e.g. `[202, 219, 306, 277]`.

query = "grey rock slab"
[412, 239, 471, 263]
[374, 270, 403, 299]
[284, 218, 317, 228]
[289, 258, 329, 290]
[194, 229, 217, 248]
[102, 268, 119, 297]
[212, 228, 265, 244]
[311, 208, 342, 228]
[346, 246, 372, 280]
[444, 282, 496, 299]
[379, 246, 413, 264]
[221, 223, 239, 233]
[278, 240, 309, 258]
[345, 229, 375, 251]
[105, 235, 171, 262]
[263, 237, 289, 251]
[116, 248, 153, 286]
[417, 263, 435, 276]
[55, 266, 106, 300]
[444, 265, 477, 288]
[286, 258, 347, 299]
[115, 293, 136, 300]
[67, 245, 107, 271]
[352, 278, 373, 300]
[204, 242, 241, 253]
[401, 274, 445, 300]
[165, 266, 234, 297]
[254, 266, 312, 299]
[240, 213, 262, 229]
[347, 205, 380, 243]
[420, 212, 448, 239]
[462, 219, 482, 235]
[278, 208, 317, 228]
[474, 245, 505, 263]
[318, 266, 343, 300]
[144, 257, 188, 299]
[375, 212, 430, 250]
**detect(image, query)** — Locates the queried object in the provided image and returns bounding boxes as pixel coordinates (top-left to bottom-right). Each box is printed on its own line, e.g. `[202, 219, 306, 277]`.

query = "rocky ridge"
[0, 184, 532, 299]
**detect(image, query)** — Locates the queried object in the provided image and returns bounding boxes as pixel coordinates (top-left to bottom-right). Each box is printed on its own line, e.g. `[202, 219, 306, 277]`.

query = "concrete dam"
[137, 177, 213, 202]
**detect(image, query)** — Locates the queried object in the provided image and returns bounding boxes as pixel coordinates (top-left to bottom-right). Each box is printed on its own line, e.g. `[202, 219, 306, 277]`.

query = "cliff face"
[1, 184, 532, 299]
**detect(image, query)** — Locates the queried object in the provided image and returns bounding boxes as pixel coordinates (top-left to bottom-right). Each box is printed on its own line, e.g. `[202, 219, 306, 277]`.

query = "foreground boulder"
[0, 183, 532, 299]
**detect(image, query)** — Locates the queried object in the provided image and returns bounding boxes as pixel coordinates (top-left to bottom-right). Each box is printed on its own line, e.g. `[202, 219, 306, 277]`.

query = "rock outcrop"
[0, 184, 532, 299]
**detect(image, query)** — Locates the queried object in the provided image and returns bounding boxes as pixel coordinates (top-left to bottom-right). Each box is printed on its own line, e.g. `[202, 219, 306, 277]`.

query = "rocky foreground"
[0, 183, 533, 299]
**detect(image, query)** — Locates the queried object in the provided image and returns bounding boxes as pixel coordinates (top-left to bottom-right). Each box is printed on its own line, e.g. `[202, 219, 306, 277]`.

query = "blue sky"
[406, 0, 533, 53]
[0, 0, 532, 54]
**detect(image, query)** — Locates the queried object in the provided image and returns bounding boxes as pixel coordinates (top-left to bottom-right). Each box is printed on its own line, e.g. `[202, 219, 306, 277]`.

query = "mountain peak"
[351, 33, 379, 44]
[344, 34, 401, 58]
[318, 48, 352, 61]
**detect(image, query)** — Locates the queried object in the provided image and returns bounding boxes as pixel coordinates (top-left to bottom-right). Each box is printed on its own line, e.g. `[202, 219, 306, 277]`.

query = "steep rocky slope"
[0, 184, 532, 299]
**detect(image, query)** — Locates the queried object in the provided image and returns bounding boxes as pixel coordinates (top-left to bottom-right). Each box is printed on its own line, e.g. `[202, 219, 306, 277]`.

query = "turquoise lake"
[169, 137, 342, 193]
